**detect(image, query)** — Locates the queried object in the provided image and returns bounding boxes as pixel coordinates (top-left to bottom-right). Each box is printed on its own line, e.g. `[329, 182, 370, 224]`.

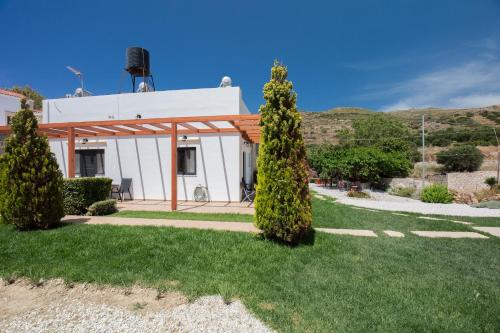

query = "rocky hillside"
[301, 105, 500, 145]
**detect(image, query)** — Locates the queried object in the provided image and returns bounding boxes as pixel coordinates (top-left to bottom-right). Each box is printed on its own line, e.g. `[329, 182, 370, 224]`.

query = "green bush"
[484, 177, 498, 189]
[307, 144, 412, 183]
[346, 191, 370, 199]
[390, 186, 416, 198]
[0, 108, 64, 230]
[63, 177, 112, 215]
[436, 145, 483, 172]
[255, 61, 312, 245]
[87, 199, 118, 216]
[420, 184, 454, 203]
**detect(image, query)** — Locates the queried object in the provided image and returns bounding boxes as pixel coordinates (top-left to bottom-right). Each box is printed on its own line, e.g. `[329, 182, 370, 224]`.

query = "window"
[76, 149, 105, 177]
[5, 112, 16, 125]
[177, 147, 196, 175]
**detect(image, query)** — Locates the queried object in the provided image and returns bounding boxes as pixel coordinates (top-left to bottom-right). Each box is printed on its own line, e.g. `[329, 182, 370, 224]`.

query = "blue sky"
[1, 0, 500, 112]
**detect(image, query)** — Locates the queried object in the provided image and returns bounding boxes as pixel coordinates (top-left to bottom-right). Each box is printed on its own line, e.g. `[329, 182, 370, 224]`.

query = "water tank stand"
[131, 74, 156, 92]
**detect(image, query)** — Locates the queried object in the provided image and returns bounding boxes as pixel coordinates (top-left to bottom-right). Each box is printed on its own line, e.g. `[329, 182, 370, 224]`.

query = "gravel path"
[311, 184, 500, 217]
[0, 279, 273, 333]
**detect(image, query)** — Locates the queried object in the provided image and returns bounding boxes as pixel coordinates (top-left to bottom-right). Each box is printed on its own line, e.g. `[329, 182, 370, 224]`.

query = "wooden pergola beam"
[179, 123, 199, 132]
[67, 128, 75, 178]
[203, 122, 220, 131]
[151, 123, 171, 131]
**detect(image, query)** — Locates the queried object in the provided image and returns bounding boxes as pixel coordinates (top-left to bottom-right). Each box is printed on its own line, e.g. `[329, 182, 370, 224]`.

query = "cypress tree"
[0, 104, 64, 230]
[254, 61, 312, 244]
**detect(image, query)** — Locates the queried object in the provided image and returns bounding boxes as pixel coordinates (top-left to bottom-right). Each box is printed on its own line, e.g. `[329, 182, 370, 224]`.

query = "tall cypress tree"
[254, 61, 312, 244]
[0, 104, 64, 230]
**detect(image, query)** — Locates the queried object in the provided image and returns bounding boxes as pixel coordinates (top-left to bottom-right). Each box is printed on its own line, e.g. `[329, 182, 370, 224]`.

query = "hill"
[301, 105, 500, 145]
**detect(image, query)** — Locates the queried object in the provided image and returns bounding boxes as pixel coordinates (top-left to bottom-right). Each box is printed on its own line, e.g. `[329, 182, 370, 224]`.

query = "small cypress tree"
[0, 104, 64, 230]
[254, 61, 312, 244]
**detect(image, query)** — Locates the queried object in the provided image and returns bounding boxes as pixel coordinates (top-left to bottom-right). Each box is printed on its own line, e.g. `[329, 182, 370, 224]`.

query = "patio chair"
[111, 178, 133, 202]
[241, 178, 255, 202]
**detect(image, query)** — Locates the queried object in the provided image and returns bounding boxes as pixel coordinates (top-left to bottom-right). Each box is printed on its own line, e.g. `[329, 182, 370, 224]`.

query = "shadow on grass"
[255, 227, 316, 247]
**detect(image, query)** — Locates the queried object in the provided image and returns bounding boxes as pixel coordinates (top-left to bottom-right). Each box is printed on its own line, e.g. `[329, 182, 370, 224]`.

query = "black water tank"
[125, 47, 150, 76]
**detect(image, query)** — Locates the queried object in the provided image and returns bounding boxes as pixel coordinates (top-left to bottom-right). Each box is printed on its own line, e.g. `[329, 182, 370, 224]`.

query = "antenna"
[66, 65, 84, 90]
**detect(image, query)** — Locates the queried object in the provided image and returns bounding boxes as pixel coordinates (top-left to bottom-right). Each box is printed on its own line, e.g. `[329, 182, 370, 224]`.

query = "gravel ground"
[0, 279, 273, 333]
[311, 184, 500, 217]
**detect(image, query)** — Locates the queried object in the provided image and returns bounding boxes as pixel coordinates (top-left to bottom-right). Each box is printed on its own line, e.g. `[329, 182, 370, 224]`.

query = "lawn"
[112, 210, 253, 222]
[1, 198, 499, 332]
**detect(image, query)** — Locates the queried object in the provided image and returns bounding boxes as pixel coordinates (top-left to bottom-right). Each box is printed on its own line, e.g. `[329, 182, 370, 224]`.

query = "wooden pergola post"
[171, 122, 177, 211]
[67, 127, 75, 178]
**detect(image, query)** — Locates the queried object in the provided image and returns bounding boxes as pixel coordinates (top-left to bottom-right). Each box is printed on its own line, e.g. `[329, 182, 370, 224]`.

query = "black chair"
[111, 178, 133, 202]
[241, 178, 255, 202]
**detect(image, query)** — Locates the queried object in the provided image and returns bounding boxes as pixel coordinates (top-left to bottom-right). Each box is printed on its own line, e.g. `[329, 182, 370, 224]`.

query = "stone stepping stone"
[316, 228, 377, 237]
[392, 213, 409, 217]
[472, 227, 500, 237]
[314, 195, 326, 200]
[411, 231, 488, 239]
[417, 216, 447, 221]
[383, 230, 404, 237]
[450, 220, 472, 225]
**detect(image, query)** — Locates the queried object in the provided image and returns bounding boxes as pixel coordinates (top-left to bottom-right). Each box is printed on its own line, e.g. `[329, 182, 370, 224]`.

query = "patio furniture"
[194, 184, 209, 202]
[111, 178, 133, 202]
[241, 178, 255, 202]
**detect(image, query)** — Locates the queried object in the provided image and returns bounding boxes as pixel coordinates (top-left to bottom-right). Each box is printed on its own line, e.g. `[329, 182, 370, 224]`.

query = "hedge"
[63, 177, 113, 215]
[87, 199, 118, 216]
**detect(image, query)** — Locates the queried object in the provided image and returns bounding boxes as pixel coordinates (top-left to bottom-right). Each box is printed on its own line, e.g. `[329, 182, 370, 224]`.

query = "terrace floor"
[116, 200, 255, 215]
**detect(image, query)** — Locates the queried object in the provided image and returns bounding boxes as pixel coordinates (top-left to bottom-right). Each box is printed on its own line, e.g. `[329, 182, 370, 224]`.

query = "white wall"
[44, 87, 253, 202]
[44, 87, 244, 122]
[0, 94, 21, 125]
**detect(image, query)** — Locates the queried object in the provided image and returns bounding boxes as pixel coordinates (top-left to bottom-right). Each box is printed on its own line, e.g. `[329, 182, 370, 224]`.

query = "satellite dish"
[220, 76, 232, 87]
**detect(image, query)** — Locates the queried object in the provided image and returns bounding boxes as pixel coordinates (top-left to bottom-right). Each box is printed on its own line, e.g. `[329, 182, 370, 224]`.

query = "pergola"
[0, 114, 261, 210]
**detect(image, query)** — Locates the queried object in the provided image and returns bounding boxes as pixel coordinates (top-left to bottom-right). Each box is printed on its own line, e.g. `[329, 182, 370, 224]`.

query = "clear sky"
[1, 0, 500, 112]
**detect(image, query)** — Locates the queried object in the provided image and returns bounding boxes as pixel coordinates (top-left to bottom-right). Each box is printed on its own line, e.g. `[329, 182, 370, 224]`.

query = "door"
[77, 149, 104, 177]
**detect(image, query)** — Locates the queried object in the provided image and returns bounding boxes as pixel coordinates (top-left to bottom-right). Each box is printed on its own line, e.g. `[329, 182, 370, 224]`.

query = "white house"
[42, 86, 259, 203]
[0, 89, 23, 126]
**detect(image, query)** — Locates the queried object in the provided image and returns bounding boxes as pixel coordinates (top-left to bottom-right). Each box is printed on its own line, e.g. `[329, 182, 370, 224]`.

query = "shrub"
[420, 184, 454, 203]
[436, 145, 484, 172]
[390, 186, 416, 198]
[255, 61, 312, 244]
[87, 199, 118, 216]
[307, 144, 412, 183]
[63, 177, 112, 215]
[475, 188, 499, 202]
[485, 177, 498, 189]
[0, 108, 64, 230]
[346, 190, 370, 199]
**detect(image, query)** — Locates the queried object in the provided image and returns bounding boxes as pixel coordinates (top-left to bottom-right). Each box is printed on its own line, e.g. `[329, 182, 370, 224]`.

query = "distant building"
[0, 89, 43, 152]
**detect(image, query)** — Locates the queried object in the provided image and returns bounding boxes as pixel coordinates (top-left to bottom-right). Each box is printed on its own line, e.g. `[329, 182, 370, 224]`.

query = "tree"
[338, 115, 419, 162]
[7, 85, 44, 109]
[436, 145, 484, 172]
[254, 61, 312, 244]
[307, 144, 412, 183]
[0, 107, 64, 230]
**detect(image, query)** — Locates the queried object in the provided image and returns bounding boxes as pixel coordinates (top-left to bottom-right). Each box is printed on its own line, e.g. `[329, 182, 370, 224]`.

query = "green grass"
[112, 196, 500, 230]
[111, 210, 253, 222]
[0, 199, 499, 332]
[312, 198, 500, 230]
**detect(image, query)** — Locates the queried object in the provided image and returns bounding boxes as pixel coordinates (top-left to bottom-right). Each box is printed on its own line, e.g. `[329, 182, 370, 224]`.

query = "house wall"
[44, 87, 253, 202]
[0, 94, 21, 126]
[43, 87, 244, 122]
